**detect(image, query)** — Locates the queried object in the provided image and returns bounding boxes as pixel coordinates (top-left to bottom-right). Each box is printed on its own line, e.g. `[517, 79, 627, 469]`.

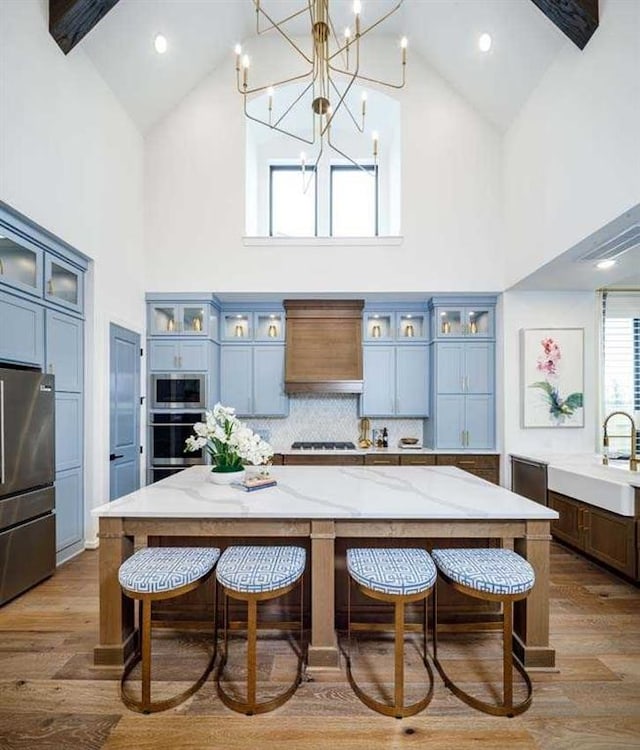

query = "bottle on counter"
[382, 427, 388, 448]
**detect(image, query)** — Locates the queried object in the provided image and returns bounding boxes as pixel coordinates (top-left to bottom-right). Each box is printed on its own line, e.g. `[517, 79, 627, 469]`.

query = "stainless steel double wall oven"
[148, 373, 206, 483]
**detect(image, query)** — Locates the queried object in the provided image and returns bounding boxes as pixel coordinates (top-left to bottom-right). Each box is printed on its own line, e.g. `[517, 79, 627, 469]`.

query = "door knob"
[109, 453, 124, 461]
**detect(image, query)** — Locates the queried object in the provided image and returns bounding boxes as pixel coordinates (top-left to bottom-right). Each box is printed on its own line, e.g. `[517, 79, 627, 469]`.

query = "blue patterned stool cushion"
[347, 548, 437, 596]
[216, 546, 306, 594]
[431, 548, 535, 596]
[119, 547, 220, 595]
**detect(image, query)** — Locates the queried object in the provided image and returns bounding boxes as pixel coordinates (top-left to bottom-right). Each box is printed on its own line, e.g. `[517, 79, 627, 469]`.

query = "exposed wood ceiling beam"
[49, 0, 121, 55]
[530, 0, 599, 50]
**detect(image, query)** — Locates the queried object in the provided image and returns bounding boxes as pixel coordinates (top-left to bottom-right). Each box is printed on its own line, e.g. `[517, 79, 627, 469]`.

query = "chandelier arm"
[255, 1, 311, 34]
[253, 1, 314, 64]
[301, 138, 324, 194]
[343, 69, 407, 90]
[272, 79, 317, 129]
[244, 108, 316, 146]
[325, 74, 364, 134]
[327, 0, 404, 62]
[327, 131, 377, 175]
[238, 69, 313, 97]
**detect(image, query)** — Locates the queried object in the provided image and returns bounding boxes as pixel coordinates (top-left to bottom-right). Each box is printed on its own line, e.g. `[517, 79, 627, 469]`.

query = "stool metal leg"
[216, 579, 305, 715]
[431, 574, 533, 718]
[346, 583, 434, 719]
[120, 571, 218, 714]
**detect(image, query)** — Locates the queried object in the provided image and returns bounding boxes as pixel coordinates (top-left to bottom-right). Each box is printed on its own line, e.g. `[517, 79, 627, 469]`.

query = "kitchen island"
[92, 465, 558, 670]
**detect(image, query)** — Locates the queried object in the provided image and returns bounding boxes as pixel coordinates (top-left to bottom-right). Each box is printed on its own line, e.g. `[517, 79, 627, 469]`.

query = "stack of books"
[231, 475, 278, 492]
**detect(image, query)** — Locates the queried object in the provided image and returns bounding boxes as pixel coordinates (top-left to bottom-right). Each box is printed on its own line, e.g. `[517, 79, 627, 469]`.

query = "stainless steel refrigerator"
[0, 366, 56, 606]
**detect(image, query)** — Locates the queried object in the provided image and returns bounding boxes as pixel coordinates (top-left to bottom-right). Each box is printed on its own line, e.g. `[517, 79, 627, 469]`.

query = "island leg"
[514, 520, 556, 669]
[93, 516, 136, 666]
[308, 520, 340, 671]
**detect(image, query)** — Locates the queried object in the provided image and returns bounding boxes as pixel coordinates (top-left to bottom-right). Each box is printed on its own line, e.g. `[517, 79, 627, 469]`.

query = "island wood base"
[94, 516, 555, 671]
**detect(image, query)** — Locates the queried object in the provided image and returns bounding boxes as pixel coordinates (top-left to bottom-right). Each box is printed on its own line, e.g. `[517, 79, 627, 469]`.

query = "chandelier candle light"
[234, 0, 408, 175]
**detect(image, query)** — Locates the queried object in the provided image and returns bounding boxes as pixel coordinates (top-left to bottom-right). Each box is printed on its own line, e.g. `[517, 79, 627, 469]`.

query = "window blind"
[601, 291, 640, 454]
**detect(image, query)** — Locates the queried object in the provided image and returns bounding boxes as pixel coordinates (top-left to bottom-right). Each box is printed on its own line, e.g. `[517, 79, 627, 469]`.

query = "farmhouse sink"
[547, 461, 637, 516]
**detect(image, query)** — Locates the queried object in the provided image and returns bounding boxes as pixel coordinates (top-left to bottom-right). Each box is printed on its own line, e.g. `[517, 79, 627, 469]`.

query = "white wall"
[0, 1, 145, 540]
[144, 38, 503, 293]
[500, 291, 598, 484]
[504, 0, 640, 287]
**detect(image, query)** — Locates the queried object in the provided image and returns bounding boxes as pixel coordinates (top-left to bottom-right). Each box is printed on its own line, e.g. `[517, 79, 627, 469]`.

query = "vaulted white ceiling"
[80, 0, 566, 133]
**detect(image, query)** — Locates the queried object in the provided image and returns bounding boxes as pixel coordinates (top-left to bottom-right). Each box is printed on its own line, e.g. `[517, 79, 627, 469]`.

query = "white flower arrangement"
[185, 403, 274, 473]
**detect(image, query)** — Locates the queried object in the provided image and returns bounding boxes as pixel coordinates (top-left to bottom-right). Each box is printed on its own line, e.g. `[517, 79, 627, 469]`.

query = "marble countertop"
[93, 465, 557, 521]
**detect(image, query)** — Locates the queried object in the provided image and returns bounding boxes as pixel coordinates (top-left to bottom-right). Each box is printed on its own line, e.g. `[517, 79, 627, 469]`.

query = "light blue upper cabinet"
[45, 310, 83, 392]
[44, 254, 83, 313]
[148, 339, 210, 372]
[0, 290, 44, 367]
[253, 346, 288, 416]
[426, 296, 496, 450]
[361, 345, 429, 417]
[222, 312, 252, 341]
[0, 234, 43, 297]
[220, 345, 289, 417]
[361, 346, 396, 415]
[396, 346, 429, 416]
[220, 346, 253, 416]
[436, 342, 494, 395]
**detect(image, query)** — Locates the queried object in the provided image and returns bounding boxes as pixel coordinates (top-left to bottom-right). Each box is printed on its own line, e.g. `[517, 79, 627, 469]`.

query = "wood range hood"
[284, 299, 364, 394]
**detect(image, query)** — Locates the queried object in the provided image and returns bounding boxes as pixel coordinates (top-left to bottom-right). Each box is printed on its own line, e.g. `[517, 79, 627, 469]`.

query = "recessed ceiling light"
[478, 33, 492, 53]
[596, 259, 617, 270]
[154, 34, 168, 55]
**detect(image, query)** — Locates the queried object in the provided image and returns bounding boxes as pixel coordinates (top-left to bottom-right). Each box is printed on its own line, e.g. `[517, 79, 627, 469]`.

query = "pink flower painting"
[523, 329, 584, 428]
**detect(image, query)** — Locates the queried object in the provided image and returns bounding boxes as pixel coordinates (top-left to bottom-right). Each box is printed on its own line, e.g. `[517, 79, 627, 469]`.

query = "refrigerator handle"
[0, 379, 4, 485]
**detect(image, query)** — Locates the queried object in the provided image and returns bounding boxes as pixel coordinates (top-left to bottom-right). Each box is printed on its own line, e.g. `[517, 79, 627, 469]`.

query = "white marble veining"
[93, 465, 557, 521]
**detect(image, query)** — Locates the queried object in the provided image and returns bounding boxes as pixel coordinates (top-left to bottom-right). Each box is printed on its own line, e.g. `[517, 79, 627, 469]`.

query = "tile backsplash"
[248, 394, 425, 450]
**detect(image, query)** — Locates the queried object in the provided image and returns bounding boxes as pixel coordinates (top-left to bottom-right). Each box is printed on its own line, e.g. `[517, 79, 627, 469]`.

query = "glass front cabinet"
[0, 235, 43, 297]
[431, 300, 494, 339]
[44, 255, 83, 313]
[363, 308, 427, 342]
[148, 303, 214, 337]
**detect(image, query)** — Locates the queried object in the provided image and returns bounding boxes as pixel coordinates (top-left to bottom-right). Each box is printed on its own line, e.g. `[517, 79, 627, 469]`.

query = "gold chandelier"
[235, 0, 407, 173]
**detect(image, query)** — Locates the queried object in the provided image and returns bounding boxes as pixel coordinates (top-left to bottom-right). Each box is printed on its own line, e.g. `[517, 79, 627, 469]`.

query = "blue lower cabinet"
[45, 310, 83, 392]
[465, 395, 495, 449]
[0, 290, 44, 367]
[220, 345, 288, 417]
[435, 395, 466, 449]
[55, 392, 83, 471]
[55, 466, 83, 556]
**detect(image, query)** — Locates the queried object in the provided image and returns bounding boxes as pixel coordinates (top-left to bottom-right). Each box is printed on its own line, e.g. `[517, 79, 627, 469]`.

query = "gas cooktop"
[291, 441, 356, 450]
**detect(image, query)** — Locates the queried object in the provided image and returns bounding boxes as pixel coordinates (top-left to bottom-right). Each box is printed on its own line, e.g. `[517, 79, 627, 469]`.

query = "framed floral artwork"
[521, 328, 584, 428]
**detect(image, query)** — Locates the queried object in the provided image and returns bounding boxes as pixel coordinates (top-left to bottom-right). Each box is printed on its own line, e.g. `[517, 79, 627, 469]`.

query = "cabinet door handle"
[178, 355, 182, 368]
[583, 509, 590, 533]
[48, 364, 55, 374]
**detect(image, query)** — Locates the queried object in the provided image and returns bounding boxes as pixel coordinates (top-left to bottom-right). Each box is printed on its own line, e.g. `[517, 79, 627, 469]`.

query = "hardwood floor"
[1, 543, 639, 749]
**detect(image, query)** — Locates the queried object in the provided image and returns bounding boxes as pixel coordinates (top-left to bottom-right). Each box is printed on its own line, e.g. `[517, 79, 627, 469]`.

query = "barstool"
[215, 545, 306, 715]
[345, 547, 437, 718]
[118, 546, 220, 713]
[431, 547, 535, 717]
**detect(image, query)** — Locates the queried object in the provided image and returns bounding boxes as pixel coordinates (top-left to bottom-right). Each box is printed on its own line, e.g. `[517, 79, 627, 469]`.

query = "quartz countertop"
[93, 465, 556, 521]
